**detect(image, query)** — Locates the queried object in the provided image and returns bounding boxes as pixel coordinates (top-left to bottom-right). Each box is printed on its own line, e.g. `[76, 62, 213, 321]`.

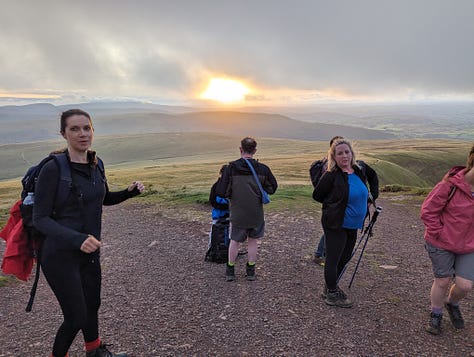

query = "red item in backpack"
[0, 200, 34, 281]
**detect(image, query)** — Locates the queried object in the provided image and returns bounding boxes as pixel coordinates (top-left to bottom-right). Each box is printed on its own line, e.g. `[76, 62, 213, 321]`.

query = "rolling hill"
[0, 133, 468, 188]
[0, 102, 394, 144]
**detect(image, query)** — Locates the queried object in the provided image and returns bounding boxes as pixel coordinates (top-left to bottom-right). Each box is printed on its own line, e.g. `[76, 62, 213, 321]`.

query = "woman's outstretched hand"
[128, 181, 145, 193]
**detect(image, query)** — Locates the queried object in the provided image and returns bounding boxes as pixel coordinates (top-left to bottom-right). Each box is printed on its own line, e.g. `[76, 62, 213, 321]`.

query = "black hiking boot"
[445, 303, 465, 329]
[313, 255, 325, 267]
[426, 312, 443, 335]
[86, 343, 128, 357]
[246, 263, 256, 281]
[325, 287, 353, 308]
[226, 263, 235, 282]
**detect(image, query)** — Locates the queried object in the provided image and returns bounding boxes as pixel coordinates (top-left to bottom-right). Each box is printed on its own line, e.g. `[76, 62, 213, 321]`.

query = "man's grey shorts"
[230, 221, 265, 243]
[425, 242, 474, 281]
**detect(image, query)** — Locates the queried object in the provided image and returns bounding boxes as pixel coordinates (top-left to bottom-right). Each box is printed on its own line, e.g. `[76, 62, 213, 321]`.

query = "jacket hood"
[445, 165, 465, 178]
[446, 166, 470, 195]
[230, 158, 256, 174]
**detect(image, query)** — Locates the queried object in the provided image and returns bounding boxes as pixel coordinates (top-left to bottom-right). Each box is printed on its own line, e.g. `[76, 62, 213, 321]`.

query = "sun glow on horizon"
[200, 78, 250, 104]
[0, 92, 61, 99]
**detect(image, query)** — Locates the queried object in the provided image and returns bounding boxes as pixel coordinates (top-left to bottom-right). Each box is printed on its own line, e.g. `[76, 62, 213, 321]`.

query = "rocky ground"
[0, 194, 473, 356]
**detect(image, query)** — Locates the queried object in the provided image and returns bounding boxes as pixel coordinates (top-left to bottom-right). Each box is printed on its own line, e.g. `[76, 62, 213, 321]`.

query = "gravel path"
[0, 194, 473, 356]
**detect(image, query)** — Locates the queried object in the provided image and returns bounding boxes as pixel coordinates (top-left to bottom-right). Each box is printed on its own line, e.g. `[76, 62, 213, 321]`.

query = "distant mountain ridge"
[0, 102, 395, 144]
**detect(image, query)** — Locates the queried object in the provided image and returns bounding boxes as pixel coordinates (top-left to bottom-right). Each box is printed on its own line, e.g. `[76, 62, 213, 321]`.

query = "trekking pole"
[336, 226, 369, 284]
[336, 204, 377, 283]
[347, 206, 382, 289]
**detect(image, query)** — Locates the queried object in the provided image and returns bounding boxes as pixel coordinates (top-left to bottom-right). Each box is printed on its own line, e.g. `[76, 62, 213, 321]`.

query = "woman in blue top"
[313, 138, 368, 308]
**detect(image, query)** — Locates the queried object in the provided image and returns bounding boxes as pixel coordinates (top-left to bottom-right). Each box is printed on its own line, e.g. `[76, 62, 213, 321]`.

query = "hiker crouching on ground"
[421, 144, 474, 335]
[217, 137, 277, 281]
[313, 138, 369, 308]
[33, 109, 144, 357]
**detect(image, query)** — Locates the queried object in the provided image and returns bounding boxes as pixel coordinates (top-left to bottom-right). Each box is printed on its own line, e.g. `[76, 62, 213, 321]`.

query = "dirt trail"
[0, 195, 473, 356]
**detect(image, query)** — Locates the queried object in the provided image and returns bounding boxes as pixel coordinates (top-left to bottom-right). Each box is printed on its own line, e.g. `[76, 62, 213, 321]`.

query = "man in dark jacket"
[217, 137, 278, 281]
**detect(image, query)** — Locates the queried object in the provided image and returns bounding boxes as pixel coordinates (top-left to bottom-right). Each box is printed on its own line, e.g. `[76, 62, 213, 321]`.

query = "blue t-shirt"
[342, 173, 368, 229]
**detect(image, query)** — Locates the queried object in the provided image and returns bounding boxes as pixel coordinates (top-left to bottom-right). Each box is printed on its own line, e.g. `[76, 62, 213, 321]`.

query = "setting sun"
[201, 78, 250, 104]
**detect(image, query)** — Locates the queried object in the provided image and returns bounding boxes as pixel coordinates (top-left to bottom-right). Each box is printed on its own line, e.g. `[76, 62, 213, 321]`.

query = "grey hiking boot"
[86, 343, 128, 357]
[426, 312, 443, 335]
[226, 263, 235, 282]
[325, 287, 353, 308]
[445, 303, 464, 329]
[246, 263, 256, 281]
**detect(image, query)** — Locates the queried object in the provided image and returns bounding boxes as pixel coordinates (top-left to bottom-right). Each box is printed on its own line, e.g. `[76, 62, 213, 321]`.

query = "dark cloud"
[1, 0, 473, 103]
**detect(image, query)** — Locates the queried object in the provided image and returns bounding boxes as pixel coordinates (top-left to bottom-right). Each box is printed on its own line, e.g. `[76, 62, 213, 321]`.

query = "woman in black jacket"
[313, 138, 368, 308]
[33, 109, 144, 357]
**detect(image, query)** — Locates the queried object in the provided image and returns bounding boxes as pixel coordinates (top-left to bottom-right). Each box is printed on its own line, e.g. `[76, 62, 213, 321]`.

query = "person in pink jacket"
[420, 144, 474, 335]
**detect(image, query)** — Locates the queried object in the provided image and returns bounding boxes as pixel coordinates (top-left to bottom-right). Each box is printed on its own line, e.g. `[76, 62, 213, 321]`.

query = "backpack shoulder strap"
[243, 158, 266, 195]
[96, 157, 106, 180]
[50, 153, 73, 208]
[356, 160, 367, 175]
[447, 185, 456, 203]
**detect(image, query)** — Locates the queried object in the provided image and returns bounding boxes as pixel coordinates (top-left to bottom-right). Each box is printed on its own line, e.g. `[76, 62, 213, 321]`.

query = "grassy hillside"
[0, 134, 468, 185]
[0, 135, 470, 227]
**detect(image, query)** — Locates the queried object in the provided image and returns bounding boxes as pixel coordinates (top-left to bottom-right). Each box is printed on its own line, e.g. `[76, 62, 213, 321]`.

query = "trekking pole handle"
[367, 206, 382, 236]
[373, 206, 382, 218]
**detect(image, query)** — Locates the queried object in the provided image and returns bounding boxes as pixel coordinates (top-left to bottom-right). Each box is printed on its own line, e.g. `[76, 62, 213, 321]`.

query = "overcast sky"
[1, 0, 473, 106]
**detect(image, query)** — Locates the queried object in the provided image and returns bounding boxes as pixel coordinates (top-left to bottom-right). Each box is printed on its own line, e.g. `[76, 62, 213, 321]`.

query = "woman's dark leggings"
[323, 227, 358, 290]
[41, 249, 101, 357]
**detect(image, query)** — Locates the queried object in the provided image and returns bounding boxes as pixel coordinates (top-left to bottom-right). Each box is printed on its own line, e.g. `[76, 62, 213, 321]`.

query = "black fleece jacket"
[33, 157, 139, 251]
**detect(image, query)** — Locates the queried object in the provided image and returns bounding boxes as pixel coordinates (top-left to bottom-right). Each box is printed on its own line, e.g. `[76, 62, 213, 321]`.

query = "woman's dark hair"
[467, 144, 474, 170]
[60, 109, 92, 134]
[329, 135, 343, 146]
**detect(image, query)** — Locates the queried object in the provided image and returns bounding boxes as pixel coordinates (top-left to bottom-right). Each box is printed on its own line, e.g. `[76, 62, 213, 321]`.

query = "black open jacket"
[313, 165, 368, 230]
[33, 153, 139, 251]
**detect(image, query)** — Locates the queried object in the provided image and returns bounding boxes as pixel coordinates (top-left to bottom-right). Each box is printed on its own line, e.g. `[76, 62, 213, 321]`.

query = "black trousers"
[41, 247, 101, 357]
[323, 227, 357, 290]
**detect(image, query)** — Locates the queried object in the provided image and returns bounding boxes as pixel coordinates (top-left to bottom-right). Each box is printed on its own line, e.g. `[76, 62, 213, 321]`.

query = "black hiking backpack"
[205, 218, 230, 264]
[20, 152, 104, 311]
[309, 159, 328, 188]
[20, 153, 73, 246]
[205, 178, 230, 263]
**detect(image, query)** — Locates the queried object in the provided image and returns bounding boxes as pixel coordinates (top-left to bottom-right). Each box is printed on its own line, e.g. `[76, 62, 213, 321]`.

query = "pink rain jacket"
[420, 166, 474, 254]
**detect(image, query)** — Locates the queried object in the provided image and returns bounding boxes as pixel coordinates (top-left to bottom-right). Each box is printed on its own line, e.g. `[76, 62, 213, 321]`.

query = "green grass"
[0, 275, 14, 287]
[0, 135, 471, 227]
